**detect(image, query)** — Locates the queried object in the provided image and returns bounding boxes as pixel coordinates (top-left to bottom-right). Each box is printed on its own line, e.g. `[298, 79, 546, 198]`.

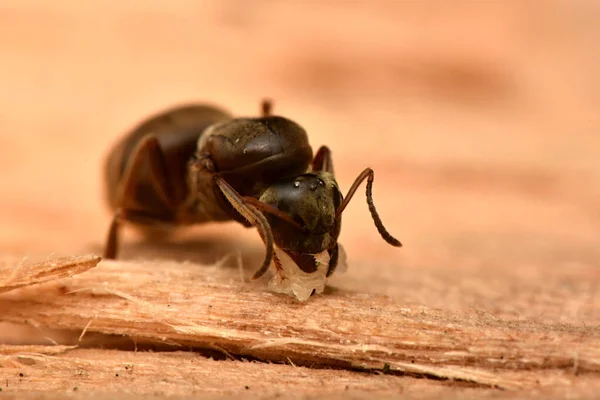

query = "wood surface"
[0, 255, 599, 398]
[1, 1, 599, 399]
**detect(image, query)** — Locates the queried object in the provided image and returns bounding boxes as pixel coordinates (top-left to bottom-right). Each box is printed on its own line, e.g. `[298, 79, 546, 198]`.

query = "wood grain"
[1, 1, 600, 399]
[0, 255, 101, 294]
[0, 257, 598, 394]
[2, 345, 600, 400]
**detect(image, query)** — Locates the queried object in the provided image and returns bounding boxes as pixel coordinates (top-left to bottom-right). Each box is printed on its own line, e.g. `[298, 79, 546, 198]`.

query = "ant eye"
[317, 178, 325, 186]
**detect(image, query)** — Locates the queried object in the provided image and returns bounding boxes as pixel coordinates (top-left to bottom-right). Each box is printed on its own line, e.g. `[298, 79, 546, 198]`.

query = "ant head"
[257, 172, 343, 255]
[217, 167, 402, 281]
[253, 165, 404, 251]
[251, 168, 402, 257]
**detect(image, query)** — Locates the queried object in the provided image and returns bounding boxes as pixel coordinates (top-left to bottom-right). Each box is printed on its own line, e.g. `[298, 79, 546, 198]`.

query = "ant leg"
[335, 168, 402, 247]
[326, 244, 339, 277]
[104, 209, 174, 259]
[104, 135, 176, 259]
[313, 146, 341, 275]
[312, 145, 334, 174]
[261, 99, 273, 117]
[104, 210, 123, 259]
[214, 176, 275, 280]
[272, 251, 286, 280]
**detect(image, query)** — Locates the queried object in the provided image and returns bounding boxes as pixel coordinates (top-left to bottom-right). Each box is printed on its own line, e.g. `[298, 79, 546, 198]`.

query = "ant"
[103, 99, 401, 284]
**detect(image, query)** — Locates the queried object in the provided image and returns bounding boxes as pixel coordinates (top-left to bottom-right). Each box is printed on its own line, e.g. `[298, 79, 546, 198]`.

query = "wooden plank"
[0, 346, 409, 399]
[0, 255, 101, 294]
[1, 346, 600, 400]
[1, 258, 598, 392]
[0, 2, 599, 399]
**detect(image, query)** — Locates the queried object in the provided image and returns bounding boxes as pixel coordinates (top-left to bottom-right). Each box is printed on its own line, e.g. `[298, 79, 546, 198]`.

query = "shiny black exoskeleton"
[103, 100, 401, 281]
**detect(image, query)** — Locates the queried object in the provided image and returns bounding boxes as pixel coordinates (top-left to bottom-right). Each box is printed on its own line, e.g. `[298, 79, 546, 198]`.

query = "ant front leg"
[312, 145, 340, 277]
[312, 145, 334, 174]
[326, 243, 340, 278]
[104, 135, 176, 259]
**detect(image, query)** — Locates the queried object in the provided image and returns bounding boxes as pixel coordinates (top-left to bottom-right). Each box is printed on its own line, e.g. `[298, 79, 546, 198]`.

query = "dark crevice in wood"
[42, 331, 500, 390]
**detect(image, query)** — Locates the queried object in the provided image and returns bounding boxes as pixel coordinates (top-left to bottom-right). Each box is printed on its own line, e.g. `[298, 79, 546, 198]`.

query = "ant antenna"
[244, 196, 307, 233]
[335, 168, 402, 247]
[215, 177, 275, 280]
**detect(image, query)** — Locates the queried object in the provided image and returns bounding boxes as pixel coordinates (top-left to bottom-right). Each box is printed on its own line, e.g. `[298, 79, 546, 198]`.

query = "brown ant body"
[103, 100, 401, 282]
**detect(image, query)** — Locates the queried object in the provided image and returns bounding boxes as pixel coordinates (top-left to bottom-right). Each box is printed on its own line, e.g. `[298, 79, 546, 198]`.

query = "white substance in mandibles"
[268, 244, 348, 302]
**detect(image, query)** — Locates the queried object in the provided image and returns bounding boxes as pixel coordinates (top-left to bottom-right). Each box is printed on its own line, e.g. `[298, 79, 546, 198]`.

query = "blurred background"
[0, 1, 599, 318]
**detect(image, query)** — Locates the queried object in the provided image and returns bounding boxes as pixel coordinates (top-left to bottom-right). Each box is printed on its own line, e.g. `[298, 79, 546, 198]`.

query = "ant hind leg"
[104, 135, 177, 259]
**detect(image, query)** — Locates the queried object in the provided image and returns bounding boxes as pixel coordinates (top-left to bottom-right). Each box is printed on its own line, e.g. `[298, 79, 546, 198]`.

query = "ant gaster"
[103, 100, 401, 281]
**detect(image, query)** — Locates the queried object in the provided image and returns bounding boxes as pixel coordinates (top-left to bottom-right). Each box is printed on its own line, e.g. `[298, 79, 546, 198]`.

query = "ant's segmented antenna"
[335, 168, 402, 247]
[244, 196, 307, 233]
[215, 177, 275, 279]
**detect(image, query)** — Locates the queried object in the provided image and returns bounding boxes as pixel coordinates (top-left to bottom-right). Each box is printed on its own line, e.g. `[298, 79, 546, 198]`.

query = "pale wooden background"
[0, 1, 599, 398]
